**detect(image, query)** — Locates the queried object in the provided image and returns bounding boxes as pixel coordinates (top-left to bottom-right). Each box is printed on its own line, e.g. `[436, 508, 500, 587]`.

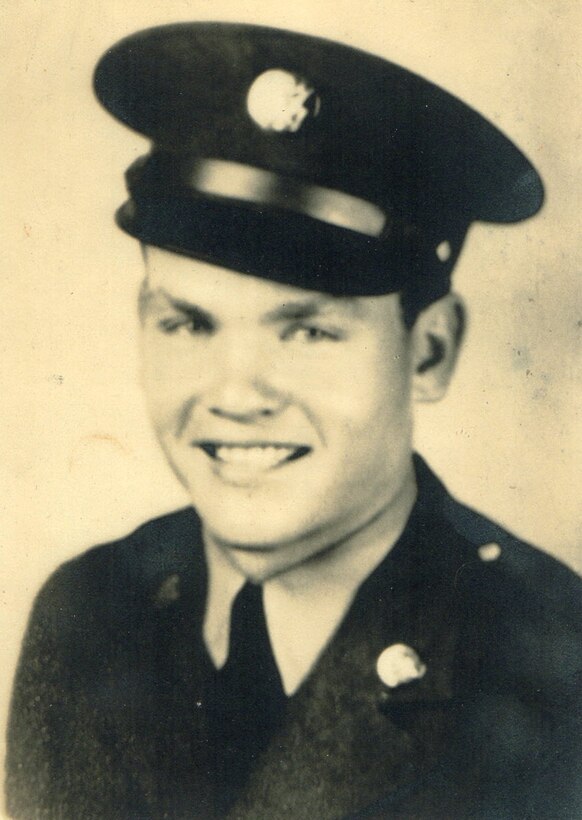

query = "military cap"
[94, 22, 543, 296]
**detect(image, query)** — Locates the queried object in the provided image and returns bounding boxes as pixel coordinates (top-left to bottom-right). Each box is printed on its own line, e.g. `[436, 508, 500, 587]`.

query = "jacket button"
[478, 543, 501, 562]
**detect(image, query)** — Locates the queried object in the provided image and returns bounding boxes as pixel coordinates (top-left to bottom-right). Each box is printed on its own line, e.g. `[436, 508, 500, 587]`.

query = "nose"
[204, 337, 285, 423]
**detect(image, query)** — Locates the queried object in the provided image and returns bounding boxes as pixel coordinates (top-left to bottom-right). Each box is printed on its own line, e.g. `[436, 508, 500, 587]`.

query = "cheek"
[303, 349, 412, 436]
[140, 332, 204, 430]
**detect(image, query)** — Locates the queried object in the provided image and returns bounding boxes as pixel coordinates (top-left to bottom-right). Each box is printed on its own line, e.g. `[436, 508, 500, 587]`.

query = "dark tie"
[207, 582, 286, 812]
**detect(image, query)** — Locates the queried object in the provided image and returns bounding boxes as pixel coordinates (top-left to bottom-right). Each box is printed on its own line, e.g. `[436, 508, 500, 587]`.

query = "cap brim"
[117, 194, 416, 296]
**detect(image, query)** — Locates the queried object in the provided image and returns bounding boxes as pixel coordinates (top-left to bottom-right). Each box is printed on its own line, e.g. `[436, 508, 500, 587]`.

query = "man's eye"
[157, 316, 213, 335]
[283, 324, 341, 343]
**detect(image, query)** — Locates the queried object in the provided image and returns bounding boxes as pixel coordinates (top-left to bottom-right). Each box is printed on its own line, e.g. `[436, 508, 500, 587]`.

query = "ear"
[411, 294, 465, 402]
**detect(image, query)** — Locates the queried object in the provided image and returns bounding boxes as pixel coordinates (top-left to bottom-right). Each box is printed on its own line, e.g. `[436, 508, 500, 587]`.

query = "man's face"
[141, 247, 419, 564]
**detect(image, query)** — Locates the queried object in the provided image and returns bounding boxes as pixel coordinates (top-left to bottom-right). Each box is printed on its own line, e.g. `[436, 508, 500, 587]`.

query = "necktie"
[207, 582, 286, 811]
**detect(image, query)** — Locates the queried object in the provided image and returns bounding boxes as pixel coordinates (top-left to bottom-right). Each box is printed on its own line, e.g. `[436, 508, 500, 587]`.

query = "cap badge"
[246, 68, 320, 133]
[376, 643, 427, 689]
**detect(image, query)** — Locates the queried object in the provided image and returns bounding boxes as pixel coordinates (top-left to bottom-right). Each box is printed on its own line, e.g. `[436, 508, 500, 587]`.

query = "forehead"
[144, 247, 401, 322]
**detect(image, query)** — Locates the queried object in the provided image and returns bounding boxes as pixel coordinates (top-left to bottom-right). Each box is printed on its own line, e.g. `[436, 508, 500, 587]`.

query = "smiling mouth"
[197, 442, 311, 470]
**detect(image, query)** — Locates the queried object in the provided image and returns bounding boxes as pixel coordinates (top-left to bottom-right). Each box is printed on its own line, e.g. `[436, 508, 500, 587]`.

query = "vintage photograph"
[1, 1, 581, 817]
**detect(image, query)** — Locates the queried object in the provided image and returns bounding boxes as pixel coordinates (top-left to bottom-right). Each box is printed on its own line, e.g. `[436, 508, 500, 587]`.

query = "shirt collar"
[203, 496, 415, 696]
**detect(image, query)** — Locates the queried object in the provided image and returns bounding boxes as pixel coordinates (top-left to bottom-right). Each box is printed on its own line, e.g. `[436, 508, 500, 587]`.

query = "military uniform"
[6, 457, 582, 818]
[7, 22, 581, 820]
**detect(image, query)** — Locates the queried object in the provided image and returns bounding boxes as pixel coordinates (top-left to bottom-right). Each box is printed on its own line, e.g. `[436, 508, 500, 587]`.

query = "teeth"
[214, 445, 297, 469]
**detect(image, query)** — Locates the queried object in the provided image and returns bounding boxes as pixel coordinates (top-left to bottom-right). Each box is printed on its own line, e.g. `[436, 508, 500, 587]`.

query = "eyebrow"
[143, 287, 215, 324]
[169, 298, 214, 323]
[144, 285, 362, 324]
[261, 297, 362, 324]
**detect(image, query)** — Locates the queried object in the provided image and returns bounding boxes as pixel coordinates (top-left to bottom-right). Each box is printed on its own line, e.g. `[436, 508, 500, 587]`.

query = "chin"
[174, 459, 322, 549]
[199, 507, 309, 551]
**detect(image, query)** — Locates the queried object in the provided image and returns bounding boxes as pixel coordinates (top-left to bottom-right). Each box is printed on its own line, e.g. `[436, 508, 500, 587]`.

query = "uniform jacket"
[6, 457, 582, 819]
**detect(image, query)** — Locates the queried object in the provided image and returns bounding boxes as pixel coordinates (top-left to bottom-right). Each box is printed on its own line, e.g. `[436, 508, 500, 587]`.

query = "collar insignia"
[376, 643, 427, 688]
[152, 573, 181, 608]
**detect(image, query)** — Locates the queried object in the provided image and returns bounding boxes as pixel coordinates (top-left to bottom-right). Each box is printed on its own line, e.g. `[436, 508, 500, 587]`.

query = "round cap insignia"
[246, 69, 320, 133]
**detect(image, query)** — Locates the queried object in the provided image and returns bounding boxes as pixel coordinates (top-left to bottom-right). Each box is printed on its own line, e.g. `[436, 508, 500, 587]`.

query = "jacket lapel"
[232, 488, 470, 819]
[128, 463, 477, 819]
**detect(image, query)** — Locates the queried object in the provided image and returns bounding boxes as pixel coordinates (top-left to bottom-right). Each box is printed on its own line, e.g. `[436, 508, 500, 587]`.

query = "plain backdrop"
[1, 0, 581, 807]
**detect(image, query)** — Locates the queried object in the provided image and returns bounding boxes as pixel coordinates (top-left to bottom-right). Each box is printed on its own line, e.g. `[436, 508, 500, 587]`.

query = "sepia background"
[1, 0, 581, 808]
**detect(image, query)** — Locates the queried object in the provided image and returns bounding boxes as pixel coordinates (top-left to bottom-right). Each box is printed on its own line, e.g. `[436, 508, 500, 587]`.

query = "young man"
[6, 22, 582, 819]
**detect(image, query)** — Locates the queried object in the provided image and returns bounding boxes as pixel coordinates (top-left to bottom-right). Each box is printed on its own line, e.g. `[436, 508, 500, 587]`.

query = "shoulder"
[431, 473, 582, 704]
[414, 455, 582, 620]
[7, 508, 205, 817]
[46, 505, 200, 585]
[442, 488, 582, 619]
[26, 507, 204, 642]
[423, 471, 582, 812]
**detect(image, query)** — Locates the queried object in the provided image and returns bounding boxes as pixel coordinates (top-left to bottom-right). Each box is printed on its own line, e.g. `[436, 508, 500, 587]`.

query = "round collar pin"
[376, 643, 427, 689]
